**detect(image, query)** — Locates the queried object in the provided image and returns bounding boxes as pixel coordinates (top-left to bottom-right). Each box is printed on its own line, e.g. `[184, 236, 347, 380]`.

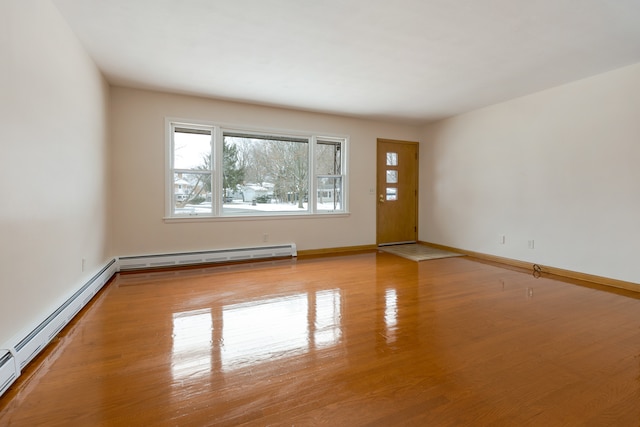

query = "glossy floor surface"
[2, 252, 640, 426]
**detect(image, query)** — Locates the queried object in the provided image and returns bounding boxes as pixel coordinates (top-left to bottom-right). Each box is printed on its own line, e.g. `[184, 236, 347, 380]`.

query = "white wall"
[420, 63, 640, 284]
[110, 87, 420, 256]
[0, 1, 110, 345]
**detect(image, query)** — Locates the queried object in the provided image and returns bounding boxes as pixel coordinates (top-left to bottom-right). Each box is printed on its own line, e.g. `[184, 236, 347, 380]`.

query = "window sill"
[163, 212, 351, 223]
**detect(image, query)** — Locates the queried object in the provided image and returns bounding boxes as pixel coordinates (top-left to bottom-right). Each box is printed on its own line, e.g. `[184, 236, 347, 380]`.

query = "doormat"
[379, 244, 465, 262]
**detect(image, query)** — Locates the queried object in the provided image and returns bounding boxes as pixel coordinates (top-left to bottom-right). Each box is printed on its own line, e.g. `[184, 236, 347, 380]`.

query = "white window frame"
[165, 118, 349, 220]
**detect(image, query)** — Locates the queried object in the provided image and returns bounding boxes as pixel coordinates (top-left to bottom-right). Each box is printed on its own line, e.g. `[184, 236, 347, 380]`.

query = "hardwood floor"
[1, 251, 640, 426]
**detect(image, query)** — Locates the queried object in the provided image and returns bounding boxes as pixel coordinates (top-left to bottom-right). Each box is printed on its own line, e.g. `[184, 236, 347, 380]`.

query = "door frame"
[376, 138, 419, 246]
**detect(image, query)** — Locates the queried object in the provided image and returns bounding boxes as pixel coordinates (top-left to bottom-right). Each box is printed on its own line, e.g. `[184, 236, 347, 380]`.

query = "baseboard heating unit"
[118, 244, 297, 271]
[0, 258, 118, 398]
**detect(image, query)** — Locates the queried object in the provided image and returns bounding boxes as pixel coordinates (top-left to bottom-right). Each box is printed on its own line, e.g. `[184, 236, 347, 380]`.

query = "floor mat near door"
[379, 244, 465, 262]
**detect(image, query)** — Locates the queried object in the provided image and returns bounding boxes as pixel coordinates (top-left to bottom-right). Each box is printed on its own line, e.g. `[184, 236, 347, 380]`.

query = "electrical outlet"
[499, 234, 506, 244]
[263, 233, 269, 243]
[528, 240, 535, 249]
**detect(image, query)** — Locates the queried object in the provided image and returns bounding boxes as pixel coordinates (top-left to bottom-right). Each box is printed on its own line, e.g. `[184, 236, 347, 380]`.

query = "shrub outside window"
[166, 120, 348, 218]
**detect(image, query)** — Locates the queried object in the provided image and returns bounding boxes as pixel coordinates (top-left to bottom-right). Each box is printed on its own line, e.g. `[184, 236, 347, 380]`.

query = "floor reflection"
[384, 288, 398, 344]
[314, 289, 342, 348]
[222, 294, 309, 371]
[170, 289, 343, 376]
[222, 289, 342, 371]
[171, 308, 212, 381]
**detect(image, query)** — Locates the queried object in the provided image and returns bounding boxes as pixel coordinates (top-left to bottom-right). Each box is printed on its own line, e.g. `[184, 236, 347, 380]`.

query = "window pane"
[386, 170, 398, 184]
[222, 134, 309, 215]
[173, 128, 212, 170]
[386, 187, 397, 201]
[317, 140, 341, 175]
[386, 152, 398, 166]
[173, 172, 212, 215]
[317, 176, 342, 211]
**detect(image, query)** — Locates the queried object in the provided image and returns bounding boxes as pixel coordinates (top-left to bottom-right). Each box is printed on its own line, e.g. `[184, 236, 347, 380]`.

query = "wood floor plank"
[1, 252, 640, 426]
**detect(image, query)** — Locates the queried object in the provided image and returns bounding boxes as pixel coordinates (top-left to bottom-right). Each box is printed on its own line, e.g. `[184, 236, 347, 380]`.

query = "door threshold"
[378, 241, 417, 247]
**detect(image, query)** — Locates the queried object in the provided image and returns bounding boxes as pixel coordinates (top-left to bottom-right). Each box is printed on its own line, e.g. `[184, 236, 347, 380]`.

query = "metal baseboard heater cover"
[0, 259, 118, 397]
[117, 244, 297, 271]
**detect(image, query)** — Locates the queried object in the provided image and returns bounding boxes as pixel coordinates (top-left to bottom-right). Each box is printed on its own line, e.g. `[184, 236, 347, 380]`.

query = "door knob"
[379, 194, 384, 203]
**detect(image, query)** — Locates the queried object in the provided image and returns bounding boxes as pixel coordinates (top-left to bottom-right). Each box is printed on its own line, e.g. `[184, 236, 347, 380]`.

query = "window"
[170, 125, 213, 215]
[315, 138, 343, 212]
[167, 120, 348, 218]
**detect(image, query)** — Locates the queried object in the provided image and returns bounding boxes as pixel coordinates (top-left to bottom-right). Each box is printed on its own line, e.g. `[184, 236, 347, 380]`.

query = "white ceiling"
[52, 0, 640, 124]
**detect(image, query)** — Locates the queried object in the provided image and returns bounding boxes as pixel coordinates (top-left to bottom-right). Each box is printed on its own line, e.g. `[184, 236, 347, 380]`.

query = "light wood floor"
[1, 251, 640, 426]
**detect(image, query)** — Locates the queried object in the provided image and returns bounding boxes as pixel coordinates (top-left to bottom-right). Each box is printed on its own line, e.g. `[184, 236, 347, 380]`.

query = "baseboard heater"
[0, 258, 118, 397]
[117, 243, 297, 271]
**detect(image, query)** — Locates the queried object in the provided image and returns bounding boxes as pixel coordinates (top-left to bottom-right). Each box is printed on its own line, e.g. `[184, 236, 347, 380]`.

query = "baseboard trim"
[420, 241, 640, 293]
[297, 244, 377, 257]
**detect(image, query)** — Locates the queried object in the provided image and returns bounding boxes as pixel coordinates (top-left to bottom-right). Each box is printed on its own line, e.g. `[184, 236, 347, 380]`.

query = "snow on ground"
[176, 200, 340, 215]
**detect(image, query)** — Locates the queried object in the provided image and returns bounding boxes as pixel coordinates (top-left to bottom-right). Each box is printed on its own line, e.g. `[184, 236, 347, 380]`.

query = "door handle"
[379, 194, 385, 203]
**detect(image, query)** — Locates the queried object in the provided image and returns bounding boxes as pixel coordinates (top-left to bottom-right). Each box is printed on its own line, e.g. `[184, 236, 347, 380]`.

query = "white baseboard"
[117, 243, 297, 271]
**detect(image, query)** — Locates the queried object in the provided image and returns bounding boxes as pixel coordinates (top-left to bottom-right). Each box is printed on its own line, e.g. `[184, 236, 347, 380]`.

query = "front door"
[376, 139, 418, 245]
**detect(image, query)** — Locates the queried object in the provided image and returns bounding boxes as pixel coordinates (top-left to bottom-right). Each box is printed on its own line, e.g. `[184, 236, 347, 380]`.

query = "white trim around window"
[165, 118, 349, 221]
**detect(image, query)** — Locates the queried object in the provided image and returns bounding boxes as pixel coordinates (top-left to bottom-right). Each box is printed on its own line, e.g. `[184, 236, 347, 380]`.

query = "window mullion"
[213, 127, 223, 216]
[309, 136, 317, 213]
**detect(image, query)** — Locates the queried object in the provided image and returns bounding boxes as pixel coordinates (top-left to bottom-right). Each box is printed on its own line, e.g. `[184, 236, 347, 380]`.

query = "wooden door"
[376, 139, 418, 245]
